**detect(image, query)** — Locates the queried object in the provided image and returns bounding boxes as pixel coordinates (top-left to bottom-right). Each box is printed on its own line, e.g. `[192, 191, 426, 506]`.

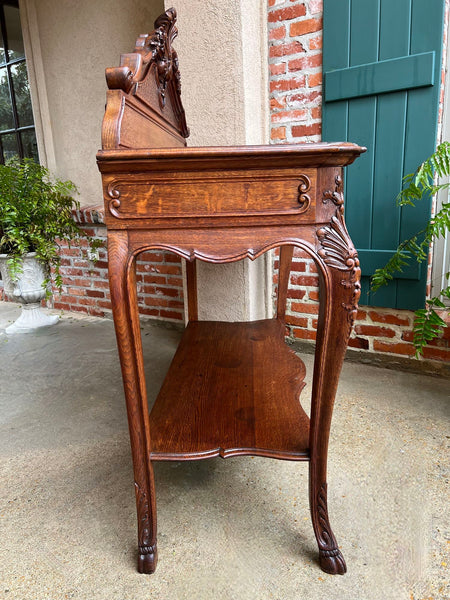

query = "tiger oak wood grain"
[97, 8, 365, 577]
[149, 319, 309, 460]
[277, 245, 294, 321]
[185, 258, 198, 321]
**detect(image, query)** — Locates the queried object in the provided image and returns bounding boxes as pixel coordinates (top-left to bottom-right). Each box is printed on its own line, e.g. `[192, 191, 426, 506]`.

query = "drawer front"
[105, 169, 316, 220]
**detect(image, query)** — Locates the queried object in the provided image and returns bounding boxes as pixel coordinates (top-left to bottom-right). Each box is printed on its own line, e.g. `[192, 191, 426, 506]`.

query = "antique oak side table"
[97, 9, 365, 576]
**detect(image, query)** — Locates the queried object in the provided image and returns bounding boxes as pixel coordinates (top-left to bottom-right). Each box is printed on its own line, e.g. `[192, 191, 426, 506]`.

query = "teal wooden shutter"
[322, 0, 445, 309]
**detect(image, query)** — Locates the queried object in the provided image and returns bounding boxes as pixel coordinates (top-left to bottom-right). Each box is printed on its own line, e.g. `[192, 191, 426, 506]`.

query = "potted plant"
[0, 157, 94, 334]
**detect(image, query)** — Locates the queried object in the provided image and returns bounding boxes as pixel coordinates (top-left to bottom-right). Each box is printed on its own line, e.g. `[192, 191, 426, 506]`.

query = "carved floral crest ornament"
[104, 8, 189, 142]
[138, 8, 180, 108]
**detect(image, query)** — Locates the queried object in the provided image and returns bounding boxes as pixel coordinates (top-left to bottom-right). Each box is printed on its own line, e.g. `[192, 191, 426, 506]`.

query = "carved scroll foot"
[138, 544, 158, 574]
[310, 481, 346, 576]
[319, 547, 346, 575]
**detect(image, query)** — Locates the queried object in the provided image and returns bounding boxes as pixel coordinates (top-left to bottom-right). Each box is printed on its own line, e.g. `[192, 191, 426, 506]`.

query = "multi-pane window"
[0, 0, 38, 163]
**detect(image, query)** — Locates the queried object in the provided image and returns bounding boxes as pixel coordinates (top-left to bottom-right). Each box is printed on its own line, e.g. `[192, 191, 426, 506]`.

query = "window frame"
[0, 0, 36, 163]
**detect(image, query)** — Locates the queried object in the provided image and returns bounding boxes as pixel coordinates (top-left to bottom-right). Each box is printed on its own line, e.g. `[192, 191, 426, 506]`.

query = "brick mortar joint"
[268, 1, 323, 18]
[72, 205, 105, 225]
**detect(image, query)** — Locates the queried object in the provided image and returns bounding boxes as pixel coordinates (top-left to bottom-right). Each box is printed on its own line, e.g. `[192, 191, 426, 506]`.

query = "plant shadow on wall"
[371, 142, 450, 356]
[0, 158, 101, 333]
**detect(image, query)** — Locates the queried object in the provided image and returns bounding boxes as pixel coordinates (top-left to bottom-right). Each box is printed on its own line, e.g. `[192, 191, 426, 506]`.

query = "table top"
[97, 142, 366, 172]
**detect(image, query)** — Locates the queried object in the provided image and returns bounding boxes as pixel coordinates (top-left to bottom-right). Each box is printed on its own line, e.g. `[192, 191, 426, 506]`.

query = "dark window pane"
[4, 5, 24, 61]
[20, 128, 38, 161]
[1, 131, 19, 162]
[10, 62, 32, 126]
[0, 3, 37, 163]
[0, 66, 13, 130]
[0, 29, 5, 64]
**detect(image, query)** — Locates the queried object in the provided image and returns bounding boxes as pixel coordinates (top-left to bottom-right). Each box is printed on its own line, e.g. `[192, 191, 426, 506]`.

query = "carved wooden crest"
[102, 8, 189, 149]
[133, 9, 182, 110]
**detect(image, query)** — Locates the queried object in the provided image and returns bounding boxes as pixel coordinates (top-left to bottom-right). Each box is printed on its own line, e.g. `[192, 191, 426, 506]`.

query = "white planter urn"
[0, 252, 59, 334]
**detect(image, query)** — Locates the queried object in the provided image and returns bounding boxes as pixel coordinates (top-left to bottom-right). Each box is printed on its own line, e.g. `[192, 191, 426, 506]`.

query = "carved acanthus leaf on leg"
[135, 480, 157, 572]
[316, 483, 347, 574]
[135, 482, 151, 548]
[317, 202, 361, 334]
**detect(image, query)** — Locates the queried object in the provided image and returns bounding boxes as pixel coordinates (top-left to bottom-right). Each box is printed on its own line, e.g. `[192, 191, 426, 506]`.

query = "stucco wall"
[166, 0, 268, 147]
[164, 0, 272, 321]
[21, 0, 164, 206]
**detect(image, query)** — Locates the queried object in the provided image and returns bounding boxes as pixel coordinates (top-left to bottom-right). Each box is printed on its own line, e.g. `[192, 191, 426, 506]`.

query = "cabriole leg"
[309, 216, 361, 575]
[108, 232, 157, 573]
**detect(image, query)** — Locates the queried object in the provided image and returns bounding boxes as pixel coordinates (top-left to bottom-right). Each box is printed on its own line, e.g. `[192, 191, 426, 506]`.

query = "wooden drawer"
[105, 169, 316, 220]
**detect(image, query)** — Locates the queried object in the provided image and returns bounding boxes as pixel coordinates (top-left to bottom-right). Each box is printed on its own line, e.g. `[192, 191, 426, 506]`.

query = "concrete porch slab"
[0, 303, 448, 599]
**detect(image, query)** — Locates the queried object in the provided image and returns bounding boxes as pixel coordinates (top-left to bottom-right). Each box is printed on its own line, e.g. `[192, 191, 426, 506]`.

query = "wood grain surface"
[98, 8, 365, 576]
[149, 319, 309, 461]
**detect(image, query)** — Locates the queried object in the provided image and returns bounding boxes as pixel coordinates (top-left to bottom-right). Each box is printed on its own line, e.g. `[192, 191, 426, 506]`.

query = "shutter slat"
[322, 0, 445, 310]
[324, 52, 435, 102]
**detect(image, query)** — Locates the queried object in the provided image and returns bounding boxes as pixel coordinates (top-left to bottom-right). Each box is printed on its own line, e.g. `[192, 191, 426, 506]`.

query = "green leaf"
[0, 157, 95, 293]
[371, 142, 450, 357]
[412, 298, 448, 357]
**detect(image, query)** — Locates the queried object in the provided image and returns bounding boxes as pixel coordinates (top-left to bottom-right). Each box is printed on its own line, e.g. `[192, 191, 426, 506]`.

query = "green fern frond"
[397, 141, 450, 206]
[371, 248, 410, 291]
[412, 297, 447, 357]
[371, 142, 450, 358]
[426, 202, 450, 240]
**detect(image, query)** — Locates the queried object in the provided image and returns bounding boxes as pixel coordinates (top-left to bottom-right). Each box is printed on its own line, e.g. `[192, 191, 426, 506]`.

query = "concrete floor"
[0, 303, 448, 600]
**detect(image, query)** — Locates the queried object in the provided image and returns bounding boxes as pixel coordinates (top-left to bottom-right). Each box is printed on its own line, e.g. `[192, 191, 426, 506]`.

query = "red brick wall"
[50, 206, 184, 322]
[269, 0, 450, 363]
[269, 0, 322, 143]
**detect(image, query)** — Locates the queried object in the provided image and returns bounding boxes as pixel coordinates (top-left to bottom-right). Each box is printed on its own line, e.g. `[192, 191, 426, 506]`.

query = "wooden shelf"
[149, 319, 310, 461]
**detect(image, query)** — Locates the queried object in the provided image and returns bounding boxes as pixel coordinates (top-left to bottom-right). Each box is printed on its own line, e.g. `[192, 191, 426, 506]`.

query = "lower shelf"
[149, 318, 310, 461]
